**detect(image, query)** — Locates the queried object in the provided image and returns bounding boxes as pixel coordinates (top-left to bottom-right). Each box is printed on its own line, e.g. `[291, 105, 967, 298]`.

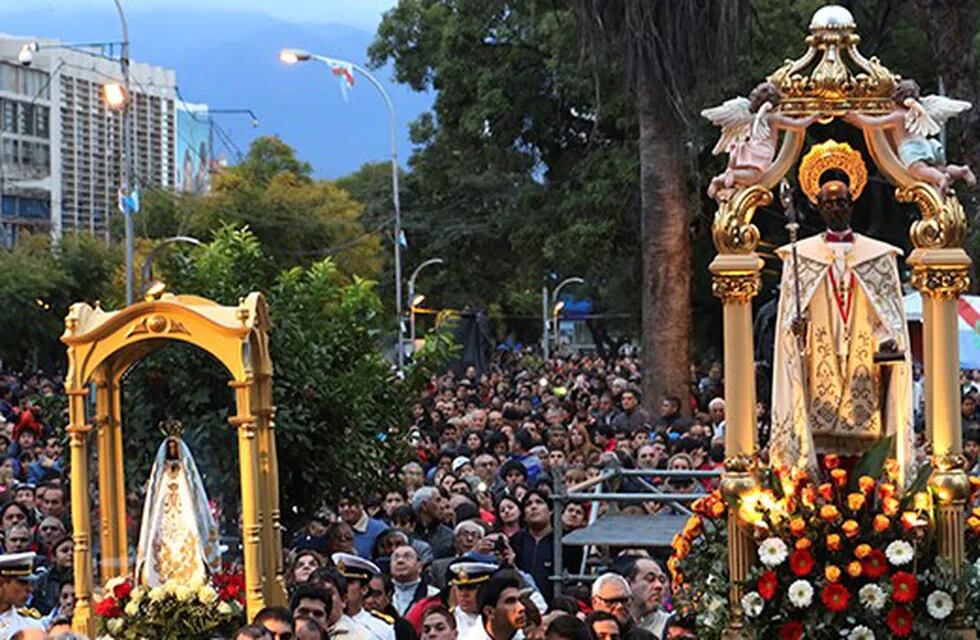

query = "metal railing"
[551, 462, 722, 595]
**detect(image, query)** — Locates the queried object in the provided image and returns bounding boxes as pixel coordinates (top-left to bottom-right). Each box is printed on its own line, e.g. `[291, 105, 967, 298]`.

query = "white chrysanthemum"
[198, 585, 218, 604]
[123, 600, 139, 617]
[885, 540, 914, 566]
[148, 586, 166, 602]
[741, 591, 764, 618]
[758, 537, 789, 567]
[217, 601, 234, 616]
[129, 587, 144, 604]
[788, 579, 813, 608]
[107, 618, 125, 634]
[927, 590, 954, 620]
[848, 626, 875, 640]
[858, 584, 886, 611]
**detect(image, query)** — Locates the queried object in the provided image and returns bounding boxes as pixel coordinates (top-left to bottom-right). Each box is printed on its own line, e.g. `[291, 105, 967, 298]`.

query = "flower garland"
[670, 452, 975, 639]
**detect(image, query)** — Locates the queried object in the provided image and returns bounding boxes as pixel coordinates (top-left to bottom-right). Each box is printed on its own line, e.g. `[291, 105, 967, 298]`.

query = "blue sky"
[0, 1, 398, 29]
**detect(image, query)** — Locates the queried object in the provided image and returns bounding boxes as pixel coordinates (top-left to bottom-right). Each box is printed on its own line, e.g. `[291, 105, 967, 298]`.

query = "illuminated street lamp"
[280, 46, 407, 372]
[102, 82, 128, 109]
[542, 277, 584, 359]
[408, 258, 445, 353]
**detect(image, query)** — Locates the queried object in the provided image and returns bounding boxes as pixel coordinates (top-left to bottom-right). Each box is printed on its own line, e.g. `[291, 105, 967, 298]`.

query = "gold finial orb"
[809, 5, 855, 31]
[798, 140, 868, 204]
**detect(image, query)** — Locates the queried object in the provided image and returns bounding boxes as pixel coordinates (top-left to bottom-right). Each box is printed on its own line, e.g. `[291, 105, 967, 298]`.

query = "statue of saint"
[135, 421, 221, 587]
[770, 147, 913, 481]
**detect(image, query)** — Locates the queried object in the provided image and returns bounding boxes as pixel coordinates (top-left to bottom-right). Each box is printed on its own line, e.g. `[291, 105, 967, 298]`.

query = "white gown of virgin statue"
[135, 436, 221, 587]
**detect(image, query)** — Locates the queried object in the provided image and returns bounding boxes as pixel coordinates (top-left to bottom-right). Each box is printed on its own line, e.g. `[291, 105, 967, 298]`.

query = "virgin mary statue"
[135, 421, 221, 587]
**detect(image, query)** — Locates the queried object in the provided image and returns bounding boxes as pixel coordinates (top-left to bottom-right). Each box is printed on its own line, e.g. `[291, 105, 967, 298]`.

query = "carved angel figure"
[845, 79, 976, 192]
[702, 82, 818, 201]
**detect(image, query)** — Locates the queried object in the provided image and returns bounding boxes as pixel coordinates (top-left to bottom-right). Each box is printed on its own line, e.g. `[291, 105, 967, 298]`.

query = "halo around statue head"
[798, 140, 868, 204]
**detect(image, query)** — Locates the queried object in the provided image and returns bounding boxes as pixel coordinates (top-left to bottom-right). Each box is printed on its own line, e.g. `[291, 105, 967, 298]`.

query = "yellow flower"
[820, 505, 840, 522]
[847, 561, 863, 578]
[795, 537, 812, 551]
[873, 515, 890, 532]
[858, 476, 876, 495]
[847, 493, 866, 512]
[198, 585, 218, 605]
[854, 544, 872, 559]
[826, 534, 842, 551]
[790, 518, 807, 537]
[825, 565, 841, 582]
[883, 497, 900, 516]
[841, 519, 860, 538]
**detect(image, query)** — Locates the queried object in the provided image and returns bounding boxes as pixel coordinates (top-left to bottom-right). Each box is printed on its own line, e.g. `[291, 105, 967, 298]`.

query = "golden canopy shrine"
[703, 5, 975, 638]
[61, 289, 286, 635]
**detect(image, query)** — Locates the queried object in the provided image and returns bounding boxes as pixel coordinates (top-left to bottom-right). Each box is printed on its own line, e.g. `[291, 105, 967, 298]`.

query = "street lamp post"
[408, 258, 444, 354]
[280, 48, 405, 373]
[112, 0, 134, 305]
[543, 277, 584, 359]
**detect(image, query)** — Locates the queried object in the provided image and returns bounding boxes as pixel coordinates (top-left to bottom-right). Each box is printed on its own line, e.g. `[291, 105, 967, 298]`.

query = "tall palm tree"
[574, 1, 744, 411]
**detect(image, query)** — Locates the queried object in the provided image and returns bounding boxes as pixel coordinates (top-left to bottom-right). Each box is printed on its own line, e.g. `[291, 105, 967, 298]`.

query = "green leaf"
[849, 435, 894, 489]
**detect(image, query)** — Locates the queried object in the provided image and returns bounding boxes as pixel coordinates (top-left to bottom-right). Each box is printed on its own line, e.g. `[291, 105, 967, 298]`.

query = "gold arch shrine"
[62, 290, 286, 635]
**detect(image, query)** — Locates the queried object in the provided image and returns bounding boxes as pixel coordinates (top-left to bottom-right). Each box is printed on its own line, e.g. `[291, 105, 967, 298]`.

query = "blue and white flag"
[118, 186, 140, 215]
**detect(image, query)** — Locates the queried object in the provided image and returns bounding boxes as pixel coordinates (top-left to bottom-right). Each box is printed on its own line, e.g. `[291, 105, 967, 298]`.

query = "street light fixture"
[542, 276, 584, 360]
[281, 46, 407, 372]
[407, 258, 445, 355]
[102, 82, 128, 109]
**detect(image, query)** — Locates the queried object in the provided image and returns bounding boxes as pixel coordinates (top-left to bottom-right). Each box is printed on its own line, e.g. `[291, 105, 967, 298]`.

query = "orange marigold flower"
[901, 511, 928, 531]
[682, 515, 702, 540]
[841, 519, 859, 538]
[830, 468, 848, 487]
[671, 535, 691, 557]
[967, 516, 980, 533]
[826, 534, 842, 551]
[691, 498, 706, 515]
[847, 493, 866, 512]
[819, 505, 840, 522]
[858, 475, 876, 495]
[854, 544, 872, 559]
[823, 454, 840, 470]
[710, 501, 726, 518]
[789, 518, 807, 537]
[818, 483, 835, 502]
[884, 458, 900, 479]
[878, 482, 896, 501]
[883, 497, 900, 516]
[825, 564, 841, 582]
[795, 537, 812, 551]
[874, 515, 890, 532]
[847, 561, 863, 578]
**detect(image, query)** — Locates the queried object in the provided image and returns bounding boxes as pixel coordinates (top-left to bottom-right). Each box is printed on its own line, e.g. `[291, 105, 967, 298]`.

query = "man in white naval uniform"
[332, 553, 396, 640]
[462, 572, 525, 640]
[448, 561, 498, 637]
[0, 553, 43, 639]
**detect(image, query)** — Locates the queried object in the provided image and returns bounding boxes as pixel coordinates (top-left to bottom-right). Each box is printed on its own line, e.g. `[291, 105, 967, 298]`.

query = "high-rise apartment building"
[0, 34, 177, 245]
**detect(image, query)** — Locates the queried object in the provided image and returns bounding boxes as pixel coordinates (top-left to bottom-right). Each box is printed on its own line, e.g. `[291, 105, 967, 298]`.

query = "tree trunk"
[914, 0, 980, 211]
[637, 64, 692, 415]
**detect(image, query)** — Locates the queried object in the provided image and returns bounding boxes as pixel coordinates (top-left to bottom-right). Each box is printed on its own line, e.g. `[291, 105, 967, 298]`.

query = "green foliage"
[121, 227, 455, 527]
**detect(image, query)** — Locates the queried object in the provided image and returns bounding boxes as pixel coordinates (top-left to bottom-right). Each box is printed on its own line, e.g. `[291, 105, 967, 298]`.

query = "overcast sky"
[0, 0, 398, 29]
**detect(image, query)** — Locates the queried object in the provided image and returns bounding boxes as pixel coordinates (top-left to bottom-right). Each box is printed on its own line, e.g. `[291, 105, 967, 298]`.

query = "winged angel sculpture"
[846, 79, 976, 192]
[702, 82, 818, 201]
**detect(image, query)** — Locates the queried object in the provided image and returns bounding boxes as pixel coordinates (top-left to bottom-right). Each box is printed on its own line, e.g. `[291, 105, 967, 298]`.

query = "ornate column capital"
[709, 254, 764, 304]
[907, 248, 972, 300]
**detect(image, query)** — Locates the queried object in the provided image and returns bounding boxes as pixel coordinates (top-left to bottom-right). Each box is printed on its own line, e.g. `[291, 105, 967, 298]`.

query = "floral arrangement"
[94, 574, 244, 639]
[669, 444, 976, 640]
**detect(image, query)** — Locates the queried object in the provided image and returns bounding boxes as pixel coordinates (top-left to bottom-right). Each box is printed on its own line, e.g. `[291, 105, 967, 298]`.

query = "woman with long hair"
[568, 422, 598, 465]
[494, 495, 522, 537]
[285, 549, 324, 594]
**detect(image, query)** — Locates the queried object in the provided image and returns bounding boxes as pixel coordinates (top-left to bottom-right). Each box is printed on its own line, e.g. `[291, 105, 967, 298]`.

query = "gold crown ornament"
[798, 140, 868, 204]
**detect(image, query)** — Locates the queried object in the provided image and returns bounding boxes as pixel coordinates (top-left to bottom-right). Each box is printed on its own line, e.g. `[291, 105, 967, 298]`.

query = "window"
[35, 106, 49, 138]
[18, 103, 33, 136]
[19, 141, 32, 166]
[2, 101, 15, 134]
[2, 139, 15, 166]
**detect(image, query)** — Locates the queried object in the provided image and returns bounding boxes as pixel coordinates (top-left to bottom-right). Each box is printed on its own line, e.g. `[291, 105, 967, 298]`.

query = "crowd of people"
[0, 348, 947, 640]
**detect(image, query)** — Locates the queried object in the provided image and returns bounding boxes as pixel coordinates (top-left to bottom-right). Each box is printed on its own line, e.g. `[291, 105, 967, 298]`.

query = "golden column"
[710, 252, 763, 640]
[257, 372, 286, 603]
[93, 368, 120, 580]
[231, 378, 267, 619]
[909, 247, 974, 637]
[67, 385, 95, 637]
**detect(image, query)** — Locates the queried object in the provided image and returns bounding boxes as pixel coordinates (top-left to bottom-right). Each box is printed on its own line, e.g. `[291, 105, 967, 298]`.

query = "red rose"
[113, 579, 133, 601]
[821, 583, 851, 612]
[94, 596, 121, 619]
[891, 572, 919, 603]
[886, 606, 914, 636]
[779, 620, 804, 640]
[861, 549, 888, 579]
[758, 570, 778, 601]
[789, 549, 814, 577]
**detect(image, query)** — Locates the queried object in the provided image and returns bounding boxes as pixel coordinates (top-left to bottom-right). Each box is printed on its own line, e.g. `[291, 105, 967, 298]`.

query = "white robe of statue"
[135, 436, 221, 587]
[769, 232, 914, 483]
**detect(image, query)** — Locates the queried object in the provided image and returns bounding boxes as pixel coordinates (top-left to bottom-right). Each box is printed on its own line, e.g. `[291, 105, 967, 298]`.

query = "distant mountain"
[0, 7, 432, 178]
